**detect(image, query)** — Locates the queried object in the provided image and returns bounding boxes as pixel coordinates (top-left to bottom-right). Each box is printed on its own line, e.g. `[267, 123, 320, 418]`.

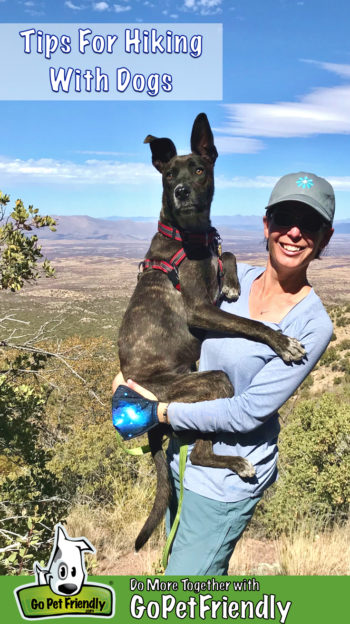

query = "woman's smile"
[278, 241, 306, 255]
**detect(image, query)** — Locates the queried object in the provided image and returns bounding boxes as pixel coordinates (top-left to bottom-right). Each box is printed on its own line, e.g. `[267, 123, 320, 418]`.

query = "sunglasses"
[268, 209, 327, 233]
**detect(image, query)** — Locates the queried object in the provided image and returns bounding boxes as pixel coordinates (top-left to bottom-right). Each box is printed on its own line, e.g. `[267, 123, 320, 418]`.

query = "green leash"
[115, 432, 151, 455]
[162, 441, 188, 569]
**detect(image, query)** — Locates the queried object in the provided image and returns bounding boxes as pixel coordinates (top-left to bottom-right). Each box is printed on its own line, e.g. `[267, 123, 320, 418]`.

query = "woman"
[113, 171, 335, 575]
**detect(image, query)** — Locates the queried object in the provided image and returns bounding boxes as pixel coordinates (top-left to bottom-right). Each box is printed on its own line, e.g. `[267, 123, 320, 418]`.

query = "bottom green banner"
[1, 575, 348, 623]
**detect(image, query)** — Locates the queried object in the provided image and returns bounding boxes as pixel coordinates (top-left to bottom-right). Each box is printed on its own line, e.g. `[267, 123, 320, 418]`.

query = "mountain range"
[38, 214, 350, 240]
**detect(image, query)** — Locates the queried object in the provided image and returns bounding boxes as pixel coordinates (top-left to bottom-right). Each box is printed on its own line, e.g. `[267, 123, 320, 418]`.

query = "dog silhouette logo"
[14, 523, 115, 620]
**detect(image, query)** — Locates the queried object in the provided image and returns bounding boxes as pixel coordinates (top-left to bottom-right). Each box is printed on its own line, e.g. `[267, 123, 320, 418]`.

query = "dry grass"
[65, 457, 166, 575]
[66, 493, 350, 575]
[228, 536, 280, 576]
[228, 521, 350, 576]
[276, 521, 350, 575]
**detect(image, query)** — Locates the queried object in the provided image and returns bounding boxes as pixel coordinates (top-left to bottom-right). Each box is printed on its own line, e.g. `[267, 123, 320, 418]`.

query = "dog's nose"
[175, 185, 190, 201]
[58, 583, 78, 595]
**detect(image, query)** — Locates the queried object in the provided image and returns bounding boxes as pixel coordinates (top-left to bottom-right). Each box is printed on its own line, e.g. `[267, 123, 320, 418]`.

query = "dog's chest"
[178, 253, 220, 303]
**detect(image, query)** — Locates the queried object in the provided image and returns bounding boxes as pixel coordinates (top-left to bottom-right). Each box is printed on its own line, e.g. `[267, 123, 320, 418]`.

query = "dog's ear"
[190, 113, 218, 165]
[144, 135, 177, 173]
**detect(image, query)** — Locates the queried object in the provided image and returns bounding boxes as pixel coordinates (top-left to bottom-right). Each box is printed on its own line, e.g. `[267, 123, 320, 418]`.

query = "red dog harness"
[139, 221, 224, 292]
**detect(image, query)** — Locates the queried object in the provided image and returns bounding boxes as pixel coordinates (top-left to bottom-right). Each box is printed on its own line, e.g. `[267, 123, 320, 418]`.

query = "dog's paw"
[229, 457, 255, 479]
[221, 283, 240, 302]
[276, 335, 306, 363]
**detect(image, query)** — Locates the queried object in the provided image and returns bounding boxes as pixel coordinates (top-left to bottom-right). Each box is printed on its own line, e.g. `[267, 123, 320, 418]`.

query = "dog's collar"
[158, 221, 218, 246]
[158, 221, 183, 241]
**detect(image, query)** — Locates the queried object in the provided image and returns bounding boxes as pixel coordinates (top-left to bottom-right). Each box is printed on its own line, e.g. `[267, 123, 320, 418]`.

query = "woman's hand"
[112, 375, 169, 424]
[126, 379, 170, 425]
[126, 380, 169, 424]
[125, 379, 158, 401]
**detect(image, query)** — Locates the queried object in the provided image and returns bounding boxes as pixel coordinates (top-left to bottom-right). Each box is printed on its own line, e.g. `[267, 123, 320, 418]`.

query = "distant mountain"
[37, 214, 349, 240]
[44, 215, 157, 240]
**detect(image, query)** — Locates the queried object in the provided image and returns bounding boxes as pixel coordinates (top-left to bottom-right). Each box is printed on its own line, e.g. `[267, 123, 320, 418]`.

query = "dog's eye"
[195, 168, 204, 176]
[166, 171, 173, 180]
[71, 566, 76, 577]
[58, 563, 68, 580]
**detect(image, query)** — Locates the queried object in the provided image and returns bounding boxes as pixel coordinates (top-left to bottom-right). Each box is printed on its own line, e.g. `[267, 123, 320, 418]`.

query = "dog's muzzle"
[174, 184, 190, 201]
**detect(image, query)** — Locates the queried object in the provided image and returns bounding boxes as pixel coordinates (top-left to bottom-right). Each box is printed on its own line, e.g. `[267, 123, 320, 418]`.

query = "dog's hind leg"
[189, 438, 255, 478]
[167, 370, 255, 479]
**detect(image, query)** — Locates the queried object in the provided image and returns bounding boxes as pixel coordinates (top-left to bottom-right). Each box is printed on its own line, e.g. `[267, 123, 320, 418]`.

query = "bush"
[0, 191, 61, 574]
[319, 346, 338, 366]
[338, 339, 350, 351]
[260, 394, 350, 535]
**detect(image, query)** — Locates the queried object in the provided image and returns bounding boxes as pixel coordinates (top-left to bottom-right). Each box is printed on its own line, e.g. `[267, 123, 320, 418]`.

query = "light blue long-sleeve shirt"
[167, 263, 333, 502]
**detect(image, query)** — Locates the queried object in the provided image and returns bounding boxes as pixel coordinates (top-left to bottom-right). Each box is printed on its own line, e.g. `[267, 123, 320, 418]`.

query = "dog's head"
[144, 113, 218, 232]
[39, 525, 94, 596]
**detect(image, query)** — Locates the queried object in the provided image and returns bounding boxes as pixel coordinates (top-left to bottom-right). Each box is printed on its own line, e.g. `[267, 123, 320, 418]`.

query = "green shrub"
[338, 339, 350, 351]
[320, 347, 338, 366]
[336, 316, 348, 328]
[260, 394, 350, 535]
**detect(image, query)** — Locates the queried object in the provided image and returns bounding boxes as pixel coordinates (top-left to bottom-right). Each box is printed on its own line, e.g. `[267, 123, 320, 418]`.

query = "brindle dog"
[118, 113, 305, 551]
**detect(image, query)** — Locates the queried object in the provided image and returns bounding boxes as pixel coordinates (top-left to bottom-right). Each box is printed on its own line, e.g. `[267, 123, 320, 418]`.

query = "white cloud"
[19, 0, 45, 14]
[221, 83, 350, 139]
[65, 0, 85, 9]
[181, 0, 222, 15]
[215, 136, 264, 154]
[93, 1, 110, 10]
[302, 59, 350, 79]
[76, 150, 137, 156]
[215, 175, 350, 192]
[0, 156, 158, 185]
[215, 175, 278, 190]
[113, 3, 132, 12]
[327, 177, 350, 191]
[2, 155, 350, 194]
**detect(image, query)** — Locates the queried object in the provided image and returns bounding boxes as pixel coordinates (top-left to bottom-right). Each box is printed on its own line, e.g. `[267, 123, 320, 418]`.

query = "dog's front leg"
[220, 251, 240, 302]
[186, 301, 305, 363]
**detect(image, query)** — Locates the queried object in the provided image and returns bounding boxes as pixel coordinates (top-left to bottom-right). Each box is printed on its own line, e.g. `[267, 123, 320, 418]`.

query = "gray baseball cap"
[266, 172, 335, 224]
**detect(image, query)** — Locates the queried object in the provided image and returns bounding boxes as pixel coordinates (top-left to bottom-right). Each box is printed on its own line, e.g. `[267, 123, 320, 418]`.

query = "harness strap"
[140, 222, 224, 292]
[162, 441, 188, 569]
[140, 247, 187, 291]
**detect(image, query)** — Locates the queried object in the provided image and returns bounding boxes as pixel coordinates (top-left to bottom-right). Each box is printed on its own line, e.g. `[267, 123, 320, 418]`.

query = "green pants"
[165, 469, 261, 576]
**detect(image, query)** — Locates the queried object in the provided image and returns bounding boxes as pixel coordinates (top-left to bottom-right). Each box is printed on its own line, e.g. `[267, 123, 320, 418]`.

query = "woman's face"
[263, 202, 334, 274]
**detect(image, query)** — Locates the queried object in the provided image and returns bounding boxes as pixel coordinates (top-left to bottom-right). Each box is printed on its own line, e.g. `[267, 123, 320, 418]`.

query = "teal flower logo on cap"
[296, 176, 314, 189]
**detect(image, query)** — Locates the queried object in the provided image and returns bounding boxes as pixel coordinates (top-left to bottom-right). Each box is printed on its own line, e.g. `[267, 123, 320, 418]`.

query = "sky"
[0, 0, 350, 221]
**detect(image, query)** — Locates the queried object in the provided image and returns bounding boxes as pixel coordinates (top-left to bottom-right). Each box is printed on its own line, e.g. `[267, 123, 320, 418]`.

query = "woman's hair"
[264, 207, 332, 260]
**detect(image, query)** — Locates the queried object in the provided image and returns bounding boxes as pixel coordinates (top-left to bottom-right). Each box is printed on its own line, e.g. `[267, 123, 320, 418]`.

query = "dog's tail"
[135, 426, 171, 552]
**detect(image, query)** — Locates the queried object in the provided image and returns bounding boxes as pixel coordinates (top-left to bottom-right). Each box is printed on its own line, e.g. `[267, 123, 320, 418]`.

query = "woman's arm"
[168, 316, 333, 435]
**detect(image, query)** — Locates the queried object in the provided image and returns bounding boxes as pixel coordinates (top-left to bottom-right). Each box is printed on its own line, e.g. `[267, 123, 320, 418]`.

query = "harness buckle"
[167, 266, 180, 290]
[137, 260, 145, 280]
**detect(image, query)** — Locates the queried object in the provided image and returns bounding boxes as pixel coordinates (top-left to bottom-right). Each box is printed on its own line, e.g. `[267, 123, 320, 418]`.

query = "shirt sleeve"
[168, 314, 333, 434]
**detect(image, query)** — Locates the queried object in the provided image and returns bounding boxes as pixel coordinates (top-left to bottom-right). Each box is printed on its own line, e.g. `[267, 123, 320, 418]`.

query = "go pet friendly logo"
[14, 524, 115, 619]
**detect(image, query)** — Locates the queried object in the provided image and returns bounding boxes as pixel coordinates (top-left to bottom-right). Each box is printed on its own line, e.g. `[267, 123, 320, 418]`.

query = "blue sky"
[1, 0, 350, 221]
